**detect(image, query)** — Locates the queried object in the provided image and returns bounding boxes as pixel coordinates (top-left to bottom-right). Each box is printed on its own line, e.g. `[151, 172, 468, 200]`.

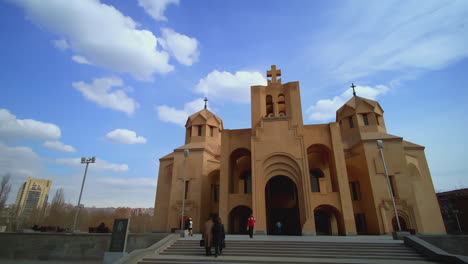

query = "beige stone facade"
[153, 66, 446, 235]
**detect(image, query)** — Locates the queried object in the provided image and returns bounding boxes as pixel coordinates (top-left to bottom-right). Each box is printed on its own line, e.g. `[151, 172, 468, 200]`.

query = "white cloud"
[0, 143, 43, 179]
[105, 129, 147, 144]
[56, 157, 129, 173]
[52, 39, 68, 51]
[73, 77, 139, 115]
[195, 70, 267, 103]
[0, 143, 152, 208]
[0, 108, 61, 142]
[138, 0, 179, 22]
[96, 177, 156, 187]
[306, 85, 389, 121]
[155, 98, 207, 126]
[160, 28, 199, 66]
[12, 0, 173, 80]
[312, 1, 468, 82]
[0, 143, 50, 206]
[72, 55, 92, 65]
[82, 176, 156, 207]
[43, 140, 76, 153]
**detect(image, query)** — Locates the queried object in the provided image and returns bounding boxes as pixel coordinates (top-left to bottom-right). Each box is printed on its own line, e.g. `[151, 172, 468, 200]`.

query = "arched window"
[266, 95, 273, 117]
[229, 148, 252, 194]
[278, 94, 286, 116]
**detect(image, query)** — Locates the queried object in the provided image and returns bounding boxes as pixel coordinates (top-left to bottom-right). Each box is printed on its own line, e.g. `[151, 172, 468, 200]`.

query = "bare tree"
[43, 188, 68, 227]
[51, 188, 65, 210]
[0, 174, 12, 209]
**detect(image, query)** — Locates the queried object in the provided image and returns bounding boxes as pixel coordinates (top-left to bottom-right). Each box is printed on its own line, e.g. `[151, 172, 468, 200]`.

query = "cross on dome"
[351, 83, 357, 96]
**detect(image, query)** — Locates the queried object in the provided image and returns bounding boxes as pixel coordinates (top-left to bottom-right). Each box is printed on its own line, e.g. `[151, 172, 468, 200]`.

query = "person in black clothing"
[211, 216, 225, 258]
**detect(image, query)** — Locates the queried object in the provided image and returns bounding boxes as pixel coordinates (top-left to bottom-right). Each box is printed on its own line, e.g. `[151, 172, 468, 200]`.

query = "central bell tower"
[250, 65, 304, 131]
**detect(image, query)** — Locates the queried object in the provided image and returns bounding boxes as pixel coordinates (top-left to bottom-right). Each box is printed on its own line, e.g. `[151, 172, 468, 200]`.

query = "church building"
[153, 66, 446, 235]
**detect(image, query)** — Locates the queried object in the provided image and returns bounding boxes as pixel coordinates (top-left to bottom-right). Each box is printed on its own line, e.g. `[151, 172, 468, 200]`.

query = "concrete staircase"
[139, 238, 438, 264]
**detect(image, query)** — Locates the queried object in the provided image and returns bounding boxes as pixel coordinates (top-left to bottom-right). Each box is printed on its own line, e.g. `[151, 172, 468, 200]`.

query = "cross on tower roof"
[204, 97, 208, 109]
[267, 65, 281, 85]
[351, 83, 357, 96]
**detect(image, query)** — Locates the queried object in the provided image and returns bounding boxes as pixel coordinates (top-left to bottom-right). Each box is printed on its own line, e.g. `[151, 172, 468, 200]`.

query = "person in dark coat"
[211, 216, 225, 257]
[202, 216, 213, 256]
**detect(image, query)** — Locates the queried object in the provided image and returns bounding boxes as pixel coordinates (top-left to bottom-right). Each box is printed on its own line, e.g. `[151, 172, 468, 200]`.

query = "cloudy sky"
[1, 0, 467, 208]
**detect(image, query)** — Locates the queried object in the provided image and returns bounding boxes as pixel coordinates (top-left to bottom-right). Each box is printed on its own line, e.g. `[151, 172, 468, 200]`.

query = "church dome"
[336, 96, 384, 121]
[336, 95, 386, 136]
[186, 108, 223, 129]
[184, 107, 223, 145]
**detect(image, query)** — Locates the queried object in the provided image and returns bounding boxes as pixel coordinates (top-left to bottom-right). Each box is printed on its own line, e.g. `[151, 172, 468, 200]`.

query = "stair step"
[139, 259, 377, 264]
[139, 259, 378, 264]
[164, 250, 419, 255]
[165, 249, 417, 254]
[169, 245, 412, 251]
[176, 241, 404, 246]
[159, 252, 426, 260]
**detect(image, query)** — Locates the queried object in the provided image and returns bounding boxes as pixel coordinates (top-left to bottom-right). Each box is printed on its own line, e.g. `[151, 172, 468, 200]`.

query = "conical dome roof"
[336, 96, 384, 120]
[185, 108, 223, 129]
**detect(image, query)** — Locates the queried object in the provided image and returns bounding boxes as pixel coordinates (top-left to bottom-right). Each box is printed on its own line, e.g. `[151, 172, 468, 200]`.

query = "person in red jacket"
[246, 214, 256, 238]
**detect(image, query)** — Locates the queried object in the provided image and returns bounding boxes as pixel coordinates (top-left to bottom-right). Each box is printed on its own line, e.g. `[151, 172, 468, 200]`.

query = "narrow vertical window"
[278, 94, 286, 116]
[241, 172, 252, 194]
[355, 213, 367, 234]
[211, 184, 219, 202]
[350, 181, 360, 200]
[210, 126, 214, 136]
[376, 114, 380, 125]
[184, 181, 189, 199]
[363, 114, 369, 126]
[197, 125, 202, 136]
[348, 116, 354, 128]
[310, 169, 323, 192]
[266, 95, 273, 117]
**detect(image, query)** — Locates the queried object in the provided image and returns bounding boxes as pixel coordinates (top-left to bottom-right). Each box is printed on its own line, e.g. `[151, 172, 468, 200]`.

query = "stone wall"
[418, 235, 468, 256]
[0, 232, 170, 262]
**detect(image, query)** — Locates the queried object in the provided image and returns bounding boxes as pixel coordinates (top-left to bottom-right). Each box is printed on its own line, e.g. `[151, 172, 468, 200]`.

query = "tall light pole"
[376, 140, 402, 232]
[453, 209, 462, 232]
[180, 149, 189, 231]
[73, 156, 95, 232]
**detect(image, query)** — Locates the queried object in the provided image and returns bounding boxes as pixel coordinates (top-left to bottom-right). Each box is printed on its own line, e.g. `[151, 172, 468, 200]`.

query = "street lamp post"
[180, 149, 189, 231]
[73, 156, 95, 232]
[376, 140, 402, 232]
[453, 209, 462, 232]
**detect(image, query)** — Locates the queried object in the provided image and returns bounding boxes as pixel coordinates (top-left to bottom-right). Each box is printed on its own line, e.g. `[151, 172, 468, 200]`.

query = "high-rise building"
[15, 178, 51, 217]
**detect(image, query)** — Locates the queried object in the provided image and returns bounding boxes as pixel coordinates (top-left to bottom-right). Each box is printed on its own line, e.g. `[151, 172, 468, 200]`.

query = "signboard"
[109, 218, 130, 252]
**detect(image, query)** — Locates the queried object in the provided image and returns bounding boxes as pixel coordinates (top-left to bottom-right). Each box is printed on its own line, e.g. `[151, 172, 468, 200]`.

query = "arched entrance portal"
[392, 216, 408, 232]
[314, 205, 344, 235]
[265, 176, 301, 235]
[229, 206, 252, 234]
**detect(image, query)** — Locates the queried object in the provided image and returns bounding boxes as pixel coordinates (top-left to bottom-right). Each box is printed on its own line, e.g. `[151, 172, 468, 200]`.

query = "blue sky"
[1, 0, 467, 208]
